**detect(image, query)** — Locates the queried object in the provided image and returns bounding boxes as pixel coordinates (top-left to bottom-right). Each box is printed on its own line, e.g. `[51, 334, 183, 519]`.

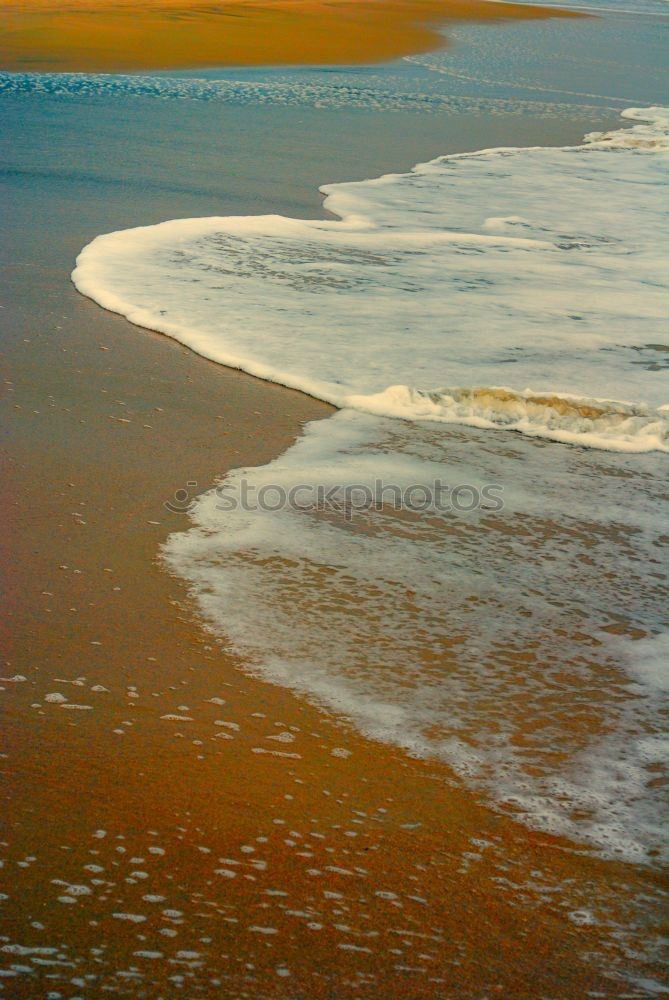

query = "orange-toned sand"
[1, 0, 581, 72]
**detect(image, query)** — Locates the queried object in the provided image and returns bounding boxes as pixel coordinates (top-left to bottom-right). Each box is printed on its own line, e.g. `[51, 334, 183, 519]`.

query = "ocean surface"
[3, 0, 668, 980]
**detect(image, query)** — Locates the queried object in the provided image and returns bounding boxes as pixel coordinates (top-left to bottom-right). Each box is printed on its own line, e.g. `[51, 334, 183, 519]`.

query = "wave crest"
[347, 384, 669, 451]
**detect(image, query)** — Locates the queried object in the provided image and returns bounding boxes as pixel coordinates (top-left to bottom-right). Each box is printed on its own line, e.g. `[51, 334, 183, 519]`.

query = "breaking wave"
[349, 385, 669, 451]
[73, 106, 669, 452]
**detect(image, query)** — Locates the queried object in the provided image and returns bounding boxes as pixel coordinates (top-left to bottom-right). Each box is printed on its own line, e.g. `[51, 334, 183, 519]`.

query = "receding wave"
[163, 407, 669, 865]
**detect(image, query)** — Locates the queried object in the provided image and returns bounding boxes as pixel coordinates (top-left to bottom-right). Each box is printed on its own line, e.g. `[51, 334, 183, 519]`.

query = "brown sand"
[1, 0, 581, 73]
[3, 255, 666, 994]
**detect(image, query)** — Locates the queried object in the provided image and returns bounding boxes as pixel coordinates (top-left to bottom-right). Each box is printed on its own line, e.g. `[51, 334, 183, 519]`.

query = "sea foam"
[73, 107, 669, 452]
[164, 408, 669, 864]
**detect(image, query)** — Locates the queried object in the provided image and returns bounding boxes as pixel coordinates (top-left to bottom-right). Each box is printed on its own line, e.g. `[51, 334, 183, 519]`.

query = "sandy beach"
[1, 0, 579, 72]
[2, 4, 668, 995]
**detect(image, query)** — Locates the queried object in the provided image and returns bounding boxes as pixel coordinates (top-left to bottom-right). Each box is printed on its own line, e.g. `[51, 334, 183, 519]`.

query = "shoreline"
[1, 0, 582, 73]
[3, 86, 666, 991]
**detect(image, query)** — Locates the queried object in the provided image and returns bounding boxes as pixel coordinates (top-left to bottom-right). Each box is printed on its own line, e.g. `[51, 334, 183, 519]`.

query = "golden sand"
[1, 0, 581, 73]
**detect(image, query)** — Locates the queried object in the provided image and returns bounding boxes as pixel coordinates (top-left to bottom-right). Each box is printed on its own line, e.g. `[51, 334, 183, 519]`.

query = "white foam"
[73, 108, 669, 452]
[348, 385, 669, 452]
[624, 634, 669, 693]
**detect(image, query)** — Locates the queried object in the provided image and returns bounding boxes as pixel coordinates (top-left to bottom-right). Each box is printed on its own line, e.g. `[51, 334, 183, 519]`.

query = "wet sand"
[1, 0, 580, 73]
